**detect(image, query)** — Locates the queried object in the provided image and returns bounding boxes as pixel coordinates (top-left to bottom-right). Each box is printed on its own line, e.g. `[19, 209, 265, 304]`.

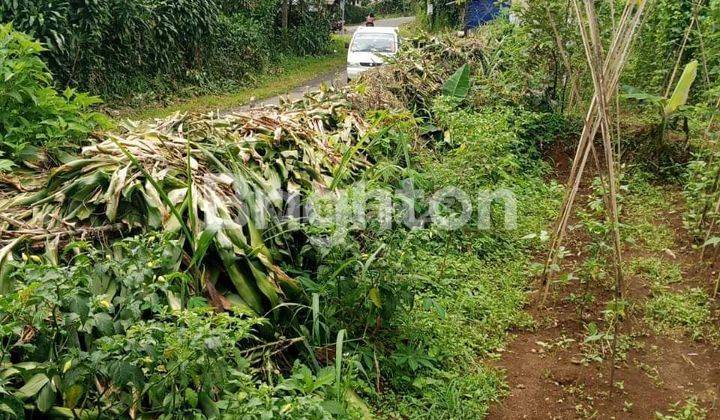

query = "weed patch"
[644, 288, 712, 340]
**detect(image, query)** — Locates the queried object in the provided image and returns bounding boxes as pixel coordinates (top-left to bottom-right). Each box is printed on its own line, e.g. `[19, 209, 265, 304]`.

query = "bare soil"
[489, 149, 720, 419]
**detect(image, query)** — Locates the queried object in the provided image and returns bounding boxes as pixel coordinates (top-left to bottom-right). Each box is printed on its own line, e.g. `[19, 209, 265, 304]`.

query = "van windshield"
[351, 33, 396, 53]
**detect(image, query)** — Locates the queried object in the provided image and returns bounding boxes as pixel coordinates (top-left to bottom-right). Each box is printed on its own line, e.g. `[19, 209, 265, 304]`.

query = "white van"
[347, 27, 399, 81]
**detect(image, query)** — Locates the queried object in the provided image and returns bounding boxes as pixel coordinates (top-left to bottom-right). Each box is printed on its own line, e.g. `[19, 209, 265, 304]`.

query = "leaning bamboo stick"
[692, 4, 711, 87]
[541, 0, 643, 285]
[573, 0, 634, 394]
[664, 2, 699, 97]
[547, 6, 582, 110]
[579, 0, 625, 299]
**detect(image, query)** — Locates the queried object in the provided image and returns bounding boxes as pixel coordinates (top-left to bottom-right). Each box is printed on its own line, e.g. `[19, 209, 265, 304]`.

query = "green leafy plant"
[0, 1, 332, 101]
[656, 397, 708, 420]
[623, 61, 699, 167]
[441, 63, 470, 99]
[645, 288, 712, 340]
[0, 24, 106, 165]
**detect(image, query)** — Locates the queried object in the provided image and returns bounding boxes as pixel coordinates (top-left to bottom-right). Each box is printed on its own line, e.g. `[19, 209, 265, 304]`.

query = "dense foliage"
[0, 21, 569, 417]
[2, 0, 720, 418]
[0, 24, 106, 167]
[344, 4, 372, 25]
[0, 0, 332, 98]
[0, 235, 356, 418]
[627, 0, 720, 95]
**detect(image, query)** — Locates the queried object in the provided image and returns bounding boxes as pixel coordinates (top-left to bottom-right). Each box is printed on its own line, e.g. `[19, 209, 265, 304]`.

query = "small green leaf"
[15, 374, 49, 399]
[442, 64, 471, 99]
[62, 360, 72, 374]
[189, 225, 219, 269]
[93, 312, 114, 336]
[199, 392, 219, 418]
[36, 382, 56, 413]
[368, 287, 382, 308]
[184, 388, 198, 408]
[64, 384, 84, 409]
[703, 236, 720, 248]
[335, 329, 346, 397]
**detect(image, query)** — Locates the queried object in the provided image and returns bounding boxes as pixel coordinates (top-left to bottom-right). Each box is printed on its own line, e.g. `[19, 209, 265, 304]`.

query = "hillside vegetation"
[1, 0, 720, 418]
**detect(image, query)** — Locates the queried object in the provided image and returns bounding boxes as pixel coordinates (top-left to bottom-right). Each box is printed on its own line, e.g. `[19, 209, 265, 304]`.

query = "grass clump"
[644, 288, 712, 340]
[627, 257, 683, 288]
[350, 102, 561, 417]
[623, 173, 676, 252]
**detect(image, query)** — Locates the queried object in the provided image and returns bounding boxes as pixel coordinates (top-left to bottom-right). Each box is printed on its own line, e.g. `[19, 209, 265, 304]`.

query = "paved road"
[346, 16, 416, 34]
[242, 16, 414, 109]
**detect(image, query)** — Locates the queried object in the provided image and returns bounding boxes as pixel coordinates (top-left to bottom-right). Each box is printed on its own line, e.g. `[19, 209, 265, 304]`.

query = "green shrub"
[208, 14, 272, 83]
[0, 234, 354, 418]
[0, 0, 220, 92]
[0, 24, 106, 167]
[345, 4, 371, 25]
[374, 0, 415, 16]
[283, 8, 332, 56]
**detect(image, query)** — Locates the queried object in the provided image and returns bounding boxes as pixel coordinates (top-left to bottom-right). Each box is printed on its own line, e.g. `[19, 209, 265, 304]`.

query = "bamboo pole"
[547, 6, 582, 111]
[664, 3, 700, 98]
[693, 96, 720, 236]
[693, 4, 711, 87]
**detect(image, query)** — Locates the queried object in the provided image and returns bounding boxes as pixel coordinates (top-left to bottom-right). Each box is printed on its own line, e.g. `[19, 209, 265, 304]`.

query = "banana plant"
[623, 60, 698, 166]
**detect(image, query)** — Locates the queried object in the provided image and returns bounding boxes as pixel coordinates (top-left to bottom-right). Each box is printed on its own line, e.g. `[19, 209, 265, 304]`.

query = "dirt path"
[489, 156, 720, 419]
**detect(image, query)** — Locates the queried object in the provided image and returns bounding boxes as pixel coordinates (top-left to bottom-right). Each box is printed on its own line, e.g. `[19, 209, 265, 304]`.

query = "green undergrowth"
[380, 116, 560, 416]
[656, 397, 708, 420]
[305, 99, 565, 418]
[1, 25, 571, 417]
[626, 258, 715, 341]
[645, 288, 713, 341]
[627, 257, 683, 288]
[0, 85, 568, 418]
[622, 172, 676, 252]
[0, 235, 361, 418]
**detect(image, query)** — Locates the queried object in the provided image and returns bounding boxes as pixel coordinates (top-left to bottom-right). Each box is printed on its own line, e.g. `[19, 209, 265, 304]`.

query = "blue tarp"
[466, 0, 505, 29]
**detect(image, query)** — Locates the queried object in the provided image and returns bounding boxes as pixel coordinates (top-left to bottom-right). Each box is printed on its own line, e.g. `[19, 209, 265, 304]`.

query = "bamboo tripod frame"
[540, 0, 648, 305]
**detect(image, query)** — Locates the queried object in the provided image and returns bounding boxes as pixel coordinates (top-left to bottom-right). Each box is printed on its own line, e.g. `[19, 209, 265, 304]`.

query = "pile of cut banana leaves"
[0, 88, 370, 316]
[354, 33, 485, 113]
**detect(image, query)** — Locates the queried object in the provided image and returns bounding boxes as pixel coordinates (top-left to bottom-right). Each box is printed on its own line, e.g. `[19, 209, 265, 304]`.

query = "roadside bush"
[0, 0, 221, 96]
[284, 8, 332, 56]
[0, 234, 355, 418]
[345, 4, 371, 24]
[0, 24, 106, 167]
[374, 0, 414, 16]
[208, 14, 272, 84]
